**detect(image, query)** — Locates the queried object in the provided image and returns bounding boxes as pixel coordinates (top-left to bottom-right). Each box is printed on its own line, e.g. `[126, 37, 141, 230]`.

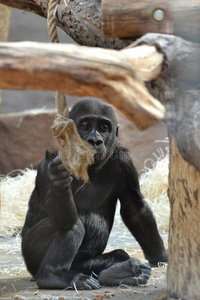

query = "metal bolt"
[153, 9, 165, 22]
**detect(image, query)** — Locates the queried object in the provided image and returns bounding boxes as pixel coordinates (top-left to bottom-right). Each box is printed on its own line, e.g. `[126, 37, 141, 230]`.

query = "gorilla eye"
[100, 124, 109, 132]
[81, 122, 91, 131]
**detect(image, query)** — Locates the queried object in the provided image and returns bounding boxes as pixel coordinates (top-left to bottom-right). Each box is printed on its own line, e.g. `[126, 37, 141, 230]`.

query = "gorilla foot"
[72, 274, 101, 290]
[98, 258, 151, 286]
[36, 272, 100, 290]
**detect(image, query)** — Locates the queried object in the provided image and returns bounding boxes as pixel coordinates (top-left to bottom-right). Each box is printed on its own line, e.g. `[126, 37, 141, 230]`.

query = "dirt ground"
[0, 237, 168, 300]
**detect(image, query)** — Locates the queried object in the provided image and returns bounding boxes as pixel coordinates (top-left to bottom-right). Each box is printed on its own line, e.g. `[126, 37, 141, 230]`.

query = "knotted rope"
[47, 0, 95, 182]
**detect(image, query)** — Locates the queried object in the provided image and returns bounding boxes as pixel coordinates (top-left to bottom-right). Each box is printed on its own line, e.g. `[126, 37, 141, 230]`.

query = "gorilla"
[21, 98, 167, 290]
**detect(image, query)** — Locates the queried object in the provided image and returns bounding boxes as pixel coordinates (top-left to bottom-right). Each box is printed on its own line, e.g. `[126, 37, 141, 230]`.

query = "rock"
[0, 110, 57, 175]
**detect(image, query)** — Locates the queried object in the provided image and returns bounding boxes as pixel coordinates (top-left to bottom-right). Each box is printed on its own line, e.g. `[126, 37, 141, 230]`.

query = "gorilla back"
[22, 98, 167, 289]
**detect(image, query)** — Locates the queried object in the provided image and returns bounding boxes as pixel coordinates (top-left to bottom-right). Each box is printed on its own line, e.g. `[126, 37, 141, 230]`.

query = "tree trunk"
[0, 3, 11, 107]
[167, 135, 200, 299]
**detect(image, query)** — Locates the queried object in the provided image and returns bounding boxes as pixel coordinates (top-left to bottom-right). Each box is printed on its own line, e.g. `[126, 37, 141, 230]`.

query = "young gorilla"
[22, 98, 167, 290]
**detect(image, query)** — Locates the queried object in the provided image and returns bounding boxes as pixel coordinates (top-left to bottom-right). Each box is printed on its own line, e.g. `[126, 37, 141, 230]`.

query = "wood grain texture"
[168, 135, 200, 299]
[0, 42, 165, 130]
[102, 0, 170, 39]
[101, 0, 200, 44]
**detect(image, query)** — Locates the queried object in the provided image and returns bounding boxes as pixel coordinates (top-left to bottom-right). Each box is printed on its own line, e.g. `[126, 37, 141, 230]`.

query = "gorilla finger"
[140, 268, 151, 276]
[129, 258, 140, 274]
[60, 176, 73, 186]
[140, 263, 151, 271]
[48, 173, 67, 183]
[47, 161, 61, 178]
[62, 170, 71, 177]
[53, 156, 62, 165]
[79, 282, 92, 290]
[137, 274, 150, 285]
[120, 277, 138, 286]
[57, 163, 69, 173]
[137, 271, 151, 284]
[50, 172, 72, 182]
[86, 278, 101, 289]
[90, 277, 100, 284]
[53, 178, 72, 187]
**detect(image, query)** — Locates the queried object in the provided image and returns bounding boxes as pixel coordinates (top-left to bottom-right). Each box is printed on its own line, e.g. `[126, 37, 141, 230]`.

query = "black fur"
[21, 98, 167, 289]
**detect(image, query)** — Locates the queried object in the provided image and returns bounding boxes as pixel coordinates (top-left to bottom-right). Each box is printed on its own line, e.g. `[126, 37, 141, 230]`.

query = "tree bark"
[0, 0, 131, 49]
[0, 0, 44, 17]
[167, 135, 200, 299]
[0, 42, 165, 130]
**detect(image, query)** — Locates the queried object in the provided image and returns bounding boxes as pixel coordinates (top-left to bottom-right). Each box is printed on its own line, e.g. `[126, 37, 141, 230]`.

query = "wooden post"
[167, 135, 200, 299]
[102, 0, 171, 39]
[101, 0, 200, 44]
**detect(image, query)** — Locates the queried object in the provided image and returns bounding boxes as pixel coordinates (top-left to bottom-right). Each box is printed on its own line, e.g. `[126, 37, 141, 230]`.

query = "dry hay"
[0, 144, 169, 238]
[0, 169, 36, 237]
[140, 144, 169, 236]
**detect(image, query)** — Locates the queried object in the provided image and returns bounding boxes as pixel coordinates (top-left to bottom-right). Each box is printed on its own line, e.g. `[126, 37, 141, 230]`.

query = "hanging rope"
[47, 0, 95, 182]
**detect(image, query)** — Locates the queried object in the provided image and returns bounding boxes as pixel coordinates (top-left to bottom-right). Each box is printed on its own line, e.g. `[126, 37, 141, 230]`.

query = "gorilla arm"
[36, 153, 78, 231]
[116, 149, 167, 265]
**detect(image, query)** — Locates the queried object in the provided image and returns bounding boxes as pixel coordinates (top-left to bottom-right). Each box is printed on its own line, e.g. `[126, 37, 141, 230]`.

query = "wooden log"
[167, 135, 200, 299]
[0, 42, 165, 130]
[0, 0, 130, 49]
[101, 0, 200, 44]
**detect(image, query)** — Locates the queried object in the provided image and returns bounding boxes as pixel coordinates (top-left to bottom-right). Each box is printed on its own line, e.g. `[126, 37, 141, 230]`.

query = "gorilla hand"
[99, 258, 151, 286]
[47, 156, 73, 189]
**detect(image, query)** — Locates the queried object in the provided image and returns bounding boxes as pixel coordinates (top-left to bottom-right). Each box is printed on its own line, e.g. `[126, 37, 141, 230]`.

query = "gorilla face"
[69, 98, 119, 168]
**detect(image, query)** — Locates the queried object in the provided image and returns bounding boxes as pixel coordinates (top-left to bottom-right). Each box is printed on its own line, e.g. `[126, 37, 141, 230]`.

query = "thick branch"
[0, 42, 165, 130]
[0, 0, 130, 49]
[0, 0, 44, 17]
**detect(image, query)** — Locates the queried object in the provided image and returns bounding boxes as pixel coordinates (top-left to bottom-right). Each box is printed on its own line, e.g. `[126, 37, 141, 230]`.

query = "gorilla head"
[69, 98, 119, 168]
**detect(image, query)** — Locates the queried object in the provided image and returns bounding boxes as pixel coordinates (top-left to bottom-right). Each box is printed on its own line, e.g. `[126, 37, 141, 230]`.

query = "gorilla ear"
[116, 124, 119, 137]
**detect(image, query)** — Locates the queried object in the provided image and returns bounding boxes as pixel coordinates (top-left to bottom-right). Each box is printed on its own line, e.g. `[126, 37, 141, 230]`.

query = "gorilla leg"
[22, 218, 100, 289]
[73, 249, 130, 275]
[98, 258, 151, 286]
[72, 249, 151, 286]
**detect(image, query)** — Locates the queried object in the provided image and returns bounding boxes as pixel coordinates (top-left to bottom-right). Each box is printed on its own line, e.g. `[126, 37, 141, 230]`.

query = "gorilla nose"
[87, 139, 103, 150]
